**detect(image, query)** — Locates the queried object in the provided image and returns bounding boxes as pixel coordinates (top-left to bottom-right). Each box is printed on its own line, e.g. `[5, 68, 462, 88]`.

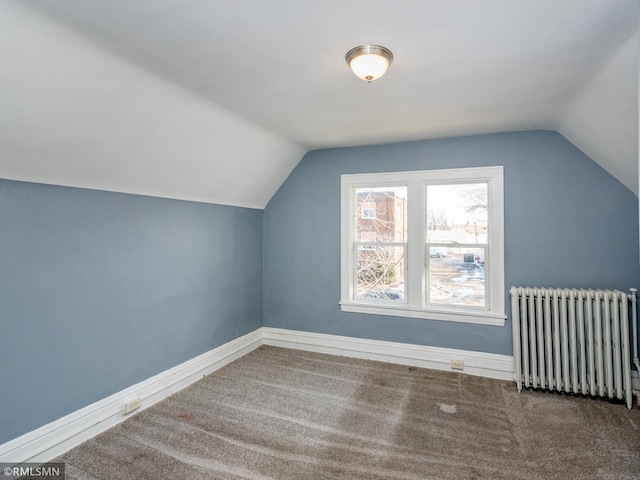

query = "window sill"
[339, 302, 506, 326]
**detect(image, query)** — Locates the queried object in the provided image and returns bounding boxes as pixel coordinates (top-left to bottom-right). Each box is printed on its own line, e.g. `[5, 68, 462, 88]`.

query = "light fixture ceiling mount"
[345, 45, 393, 83]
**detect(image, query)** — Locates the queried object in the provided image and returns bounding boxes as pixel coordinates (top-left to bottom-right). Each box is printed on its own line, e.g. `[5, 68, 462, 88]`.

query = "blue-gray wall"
[263, 131, 640, 355]
[2, 130, 638, 446]
[0, 180, 263, 443]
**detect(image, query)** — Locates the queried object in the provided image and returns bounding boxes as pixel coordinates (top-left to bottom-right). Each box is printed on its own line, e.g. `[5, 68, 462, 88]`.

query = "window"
[355, 187, 407, 301]
[340, 166, 505, 326]
[360, 201, 377, 219]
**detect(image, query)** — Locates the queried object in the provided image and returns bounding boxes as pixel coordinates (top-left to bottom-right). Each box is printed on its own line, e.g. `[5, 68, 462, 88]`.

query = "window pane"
[356, 187, 407, 242]
[428, 247, 485, 307]
[356, 245, 405, 302]
[426, 183, 487, 244]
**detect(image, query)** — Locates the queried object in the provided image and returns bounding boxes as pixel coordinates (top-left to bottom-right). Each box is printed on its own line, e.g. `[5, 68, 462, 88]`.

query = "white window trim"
[340, 166, 505, 326]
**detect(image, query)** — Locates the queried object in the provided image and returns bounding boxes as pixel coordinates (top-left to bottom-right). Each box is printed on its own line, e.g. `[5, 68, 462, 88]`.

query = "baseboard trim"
[0, 327, 515, 465]
[3, 324, 634, 469]
[0, 329, 262, 466]
[262, 327, 515, 381]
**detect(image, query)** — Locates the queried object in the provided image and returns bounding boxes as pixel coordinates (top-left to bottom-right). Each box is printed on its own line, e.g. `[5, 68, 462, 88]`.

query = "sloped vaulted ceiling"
[0, 0, 637, 208]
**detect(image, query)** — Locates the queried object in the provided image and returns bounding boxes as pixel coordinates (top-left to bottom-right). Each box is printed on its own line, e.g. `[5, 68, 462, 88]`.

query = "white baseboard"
[4, 323, 636, 466]
[0, 329, 262, 466]
[262, 327, 514, 381]
[0, 326, 514, 466]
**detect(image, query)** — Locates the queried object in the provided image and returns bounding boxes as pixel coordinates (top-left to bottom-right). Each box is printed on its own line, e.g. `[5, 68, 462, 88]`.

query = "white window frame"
[340, 166, 505, 326]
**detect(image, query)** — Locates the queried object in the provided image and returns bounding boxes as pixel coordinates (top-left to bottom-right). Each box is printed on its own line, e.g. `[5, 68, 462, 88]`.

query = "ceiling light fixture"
[345, 45, 393, 83]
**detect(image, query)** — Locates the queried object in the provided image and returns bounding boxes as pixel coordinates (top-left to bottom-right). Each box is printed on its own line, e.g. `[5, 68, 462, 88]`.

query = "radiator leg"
[631, 288, 639, 407]
[511, 286, 522, 392]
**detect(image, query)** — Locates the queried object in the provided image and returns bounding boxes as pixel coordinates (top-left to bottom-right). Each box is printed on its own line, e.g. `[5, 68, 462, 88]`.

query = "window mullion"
[340, 166, 505, 326]
[406, 180, 424, 309]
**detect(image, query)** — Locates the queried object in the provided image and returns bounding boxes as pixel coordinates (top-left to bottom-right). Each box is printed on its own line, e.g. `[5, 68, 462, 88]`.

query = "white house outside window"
[340, 166, 505, 326]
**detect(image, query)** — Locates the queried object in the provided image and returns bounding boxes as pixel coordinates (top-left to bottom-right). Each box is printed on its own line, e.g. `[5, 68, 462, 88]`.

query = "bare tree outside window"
[426, 183, 489, 307]
[355, 187, 407, 301]
[427, 208, 450, 230]
[462, 184, 488, 220]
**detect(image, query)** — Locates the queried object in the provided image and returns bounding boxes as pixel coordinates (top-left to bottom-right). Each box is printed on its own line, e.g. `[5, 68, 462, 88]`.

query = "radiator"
[510, 286, 635, 408]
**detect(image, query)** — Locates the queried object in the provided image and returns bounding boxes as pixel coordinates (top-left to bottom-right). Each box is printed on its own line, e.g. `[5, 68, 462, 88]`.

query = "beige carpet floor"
[57, 346, 640, 479]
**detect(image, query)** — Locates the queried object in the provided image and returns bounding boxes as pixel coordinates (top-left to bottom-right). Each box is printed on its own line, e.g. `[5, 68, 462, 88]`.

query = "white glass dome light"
[345, 45, 393, 83]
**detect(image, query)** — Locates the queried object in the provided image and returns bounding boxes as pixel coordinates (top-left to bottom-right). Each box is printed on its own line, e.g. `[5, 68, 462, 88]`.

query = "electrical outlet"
[450, 359, 464, 370]
[123, 398, 141, 414]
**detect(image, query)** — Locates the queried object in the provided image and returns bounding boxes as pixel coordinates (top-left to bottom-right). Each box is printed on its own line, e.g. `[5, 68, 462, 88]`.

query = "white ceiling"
[0, 0, 637, 208]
